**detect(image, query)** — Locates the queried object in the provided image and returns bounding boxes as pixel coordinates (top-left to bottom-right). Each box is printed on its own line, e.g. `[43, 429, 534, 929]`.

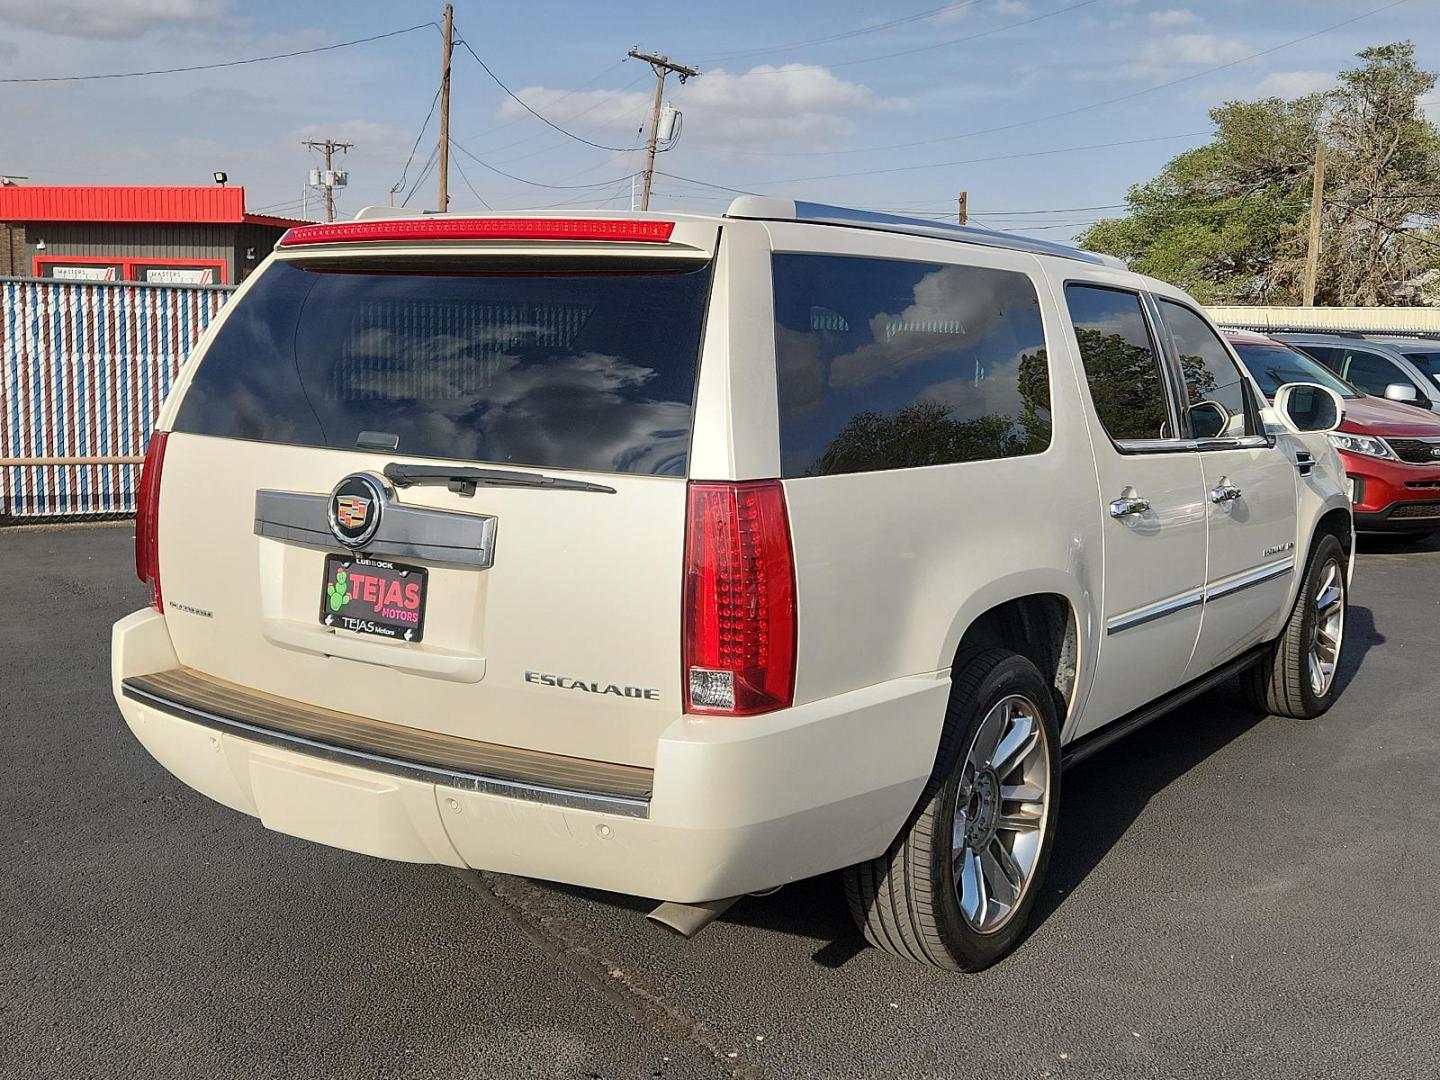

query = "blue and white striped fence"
[1, 276, 232, 519]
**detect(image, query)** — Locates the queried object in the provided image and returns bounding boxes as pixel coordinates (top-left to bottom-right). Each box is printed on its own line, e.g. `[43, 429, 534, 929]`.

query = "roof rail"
[351, 205, 442, 221]
[725, 195, 1125, 269]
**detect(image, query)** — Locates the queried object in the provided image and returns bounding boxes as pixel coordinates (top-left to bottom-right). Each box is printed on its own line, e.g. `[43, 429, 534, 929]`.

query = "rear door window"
[771, 253, 1051, 477]
[173, 257, 714, 476]
[1338, 348, 1414, 398]
[1155, 300, 1258, 439]
[1064, 284, 1173, 444]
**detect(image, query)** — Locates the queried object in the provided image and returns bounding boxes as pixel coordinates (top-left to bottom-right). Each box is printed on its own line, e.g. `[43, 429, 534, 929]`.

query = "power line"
[391, 86, 443, 200]
[452, 31, 645, 152]
[1001, 220, 1101, 233]
[448, 137, 638, 190]
[0, 23, 437, 83]
[666, 129, 1211, 190]
[475, 78, 650, 167]
[970, 203, 1127, 217]
[1331, 203, 1440, 251]
[450, 61, 635, 151]
[695, 0, 987, 63]
[448, 144, 493, 209]
[402, 146, 440, 208]
[731, 0, 1099, 78]
[743, 0, 1417, 159]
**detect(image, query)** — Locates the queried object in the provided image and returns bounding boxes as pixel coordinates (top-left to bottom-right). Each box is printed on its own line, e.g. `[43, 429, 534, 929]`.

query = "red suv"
[1228, 329, 1440, 538]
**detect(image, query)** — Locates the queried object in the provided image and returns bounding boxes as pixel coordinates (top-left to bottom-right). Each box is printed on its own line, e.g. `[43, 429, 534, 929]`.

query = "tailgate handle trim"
[255, 489, 497, 569]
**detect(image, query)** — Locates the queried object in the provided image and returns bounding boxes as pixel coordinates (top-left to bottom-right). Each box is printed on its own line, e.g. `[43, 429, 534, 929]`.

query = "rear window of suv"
[173, 257, 714, 476]
[772, 254, 1051, 477]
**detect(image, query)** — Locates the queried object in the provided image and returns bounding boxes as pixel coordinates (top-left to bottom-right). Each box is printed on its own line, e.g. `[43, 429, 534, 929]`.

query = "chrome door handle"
[1210, 478, 1243, 504]
[1109, 495, 1151, 518]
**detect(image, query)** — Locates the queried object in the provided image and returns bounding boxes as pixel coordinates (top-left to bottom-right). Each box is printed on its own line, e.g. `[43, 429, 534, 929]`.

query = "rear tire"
[843, 648, 1061, 971]
[1241, 532, 1348, 720]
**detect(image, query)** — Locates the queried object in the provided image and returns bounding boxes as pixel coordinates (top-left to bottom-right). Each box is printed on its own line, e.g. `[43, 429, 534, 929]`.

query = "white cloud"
[993, 0, 1031, 15]
[1250, 69, 1335, 98]
[1148, 8, 1199, 28]
[0, 0, 221, 39]
[1126, 33, 1254, 79]
[498, 65, 899, 155]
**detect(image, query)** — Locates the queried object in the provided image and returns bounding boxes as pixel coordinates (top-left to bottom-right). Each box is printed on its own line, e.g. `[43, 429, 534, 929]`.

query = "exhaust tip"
[646, 897, 740, 939]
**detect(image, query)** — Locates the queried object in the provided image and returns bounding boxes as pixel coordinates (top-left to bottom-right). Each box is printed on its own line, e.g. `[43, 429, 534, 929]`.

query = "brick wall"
[0, 223, 25, 276]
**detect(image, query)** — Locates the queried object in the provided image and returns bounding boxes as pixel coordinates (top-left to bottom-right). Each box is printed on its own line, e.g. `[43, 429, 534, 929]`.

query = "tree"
[1080, 42, 1440, 306]
[805, 386, 1051, 476]
[1321, 43, 1440, 305]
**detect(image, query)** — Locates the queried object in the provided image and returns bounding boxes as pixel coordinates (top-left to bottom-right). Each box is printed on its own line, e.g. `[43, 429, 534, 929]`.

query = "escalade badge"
[328, 473, 386, 548]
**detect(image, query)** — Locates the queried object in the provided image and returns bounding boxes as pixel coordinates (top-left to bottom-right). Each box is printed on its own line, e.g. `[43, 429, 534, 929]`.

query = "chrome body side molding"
[1204, 558, 1295, 602]
[1106, 589, 1204, 635]
[1105, 559, 1294, 635]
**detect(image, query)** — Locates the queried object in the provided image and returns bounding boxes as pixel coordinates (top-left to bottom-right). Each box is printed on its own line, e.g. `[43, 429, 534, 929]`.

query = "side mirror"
[1274, 382, 1344, 434]
[1384, 382, 1420, 403]
[1188, 400, 1231, 439]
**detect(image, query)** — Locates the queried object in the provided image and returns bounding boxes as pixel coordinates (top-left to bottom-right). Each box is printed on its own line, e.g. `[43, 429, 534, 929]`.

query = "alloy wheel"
[950, 694, 1051, 935]
[1308, 558, 1345, 697]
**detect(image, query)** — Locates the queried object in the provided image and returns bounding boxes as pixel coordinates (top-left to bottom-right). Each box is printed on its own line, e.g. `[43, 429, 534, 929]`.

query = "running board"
[1061, 645, 1268, 770]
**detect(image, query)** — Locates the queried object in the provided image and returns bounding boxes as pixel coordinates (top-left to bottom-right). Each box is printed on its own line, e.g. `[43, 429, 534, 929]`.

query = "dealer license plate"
[319, 554, 427, 642]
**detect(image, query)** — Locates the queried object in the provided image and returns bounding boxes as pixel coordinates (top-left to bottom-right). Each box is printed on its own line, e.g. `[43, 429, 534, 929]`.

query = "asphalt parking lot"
[4, 523, 1439, 1080]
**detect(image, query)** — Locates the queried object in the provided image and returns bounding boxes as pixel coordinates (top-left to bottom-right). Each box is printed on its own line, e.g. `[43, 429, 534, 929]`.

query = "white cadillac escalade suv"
[112, 199, 1353, 970]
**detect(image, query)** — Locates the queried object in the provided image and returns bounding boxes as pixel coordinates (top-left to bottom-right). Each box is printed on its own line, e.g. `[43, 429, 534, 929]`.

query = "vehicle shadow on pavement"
[1024, 598, 1383, 943]
[1355, 532, 1440, 557]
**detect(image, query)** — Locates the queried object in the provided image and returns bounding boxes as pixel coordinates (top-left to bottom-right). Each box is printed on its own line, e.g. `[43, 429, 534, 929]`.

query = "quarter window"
[1064, 284, 1171, 443]
[1157, 300, 1257, 439]
[772, 254, 1052, 477]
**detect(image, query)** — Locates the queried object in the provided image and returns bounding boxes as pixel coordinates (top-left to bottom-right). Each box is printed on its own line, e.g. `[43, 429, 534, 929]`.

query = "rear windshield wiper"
[384, 462, 617, 496]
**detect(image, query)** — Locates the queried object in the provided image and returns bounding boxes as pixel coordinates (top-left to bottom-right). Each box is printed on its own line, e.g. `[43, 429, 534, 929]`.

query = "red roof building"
[0, 185, 308, 285]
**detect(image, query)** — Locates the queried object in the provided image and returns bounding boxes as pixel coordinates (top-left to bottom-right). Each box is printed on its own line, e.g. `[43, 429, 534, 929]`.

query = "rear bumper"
[112, 609, 947, 903]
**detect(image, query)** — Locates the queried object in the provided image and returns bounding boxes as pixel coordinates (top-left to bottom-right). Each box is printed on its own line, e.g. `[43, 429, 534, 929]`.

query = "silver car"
[1277, 333, 1440, 412]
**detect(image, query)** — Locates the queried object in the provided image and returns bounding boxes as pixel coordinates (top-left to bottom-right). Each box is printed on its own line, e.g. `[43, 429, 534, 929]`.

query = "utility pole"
[1303, 140, 1327, 307]
[437, 3, 453, 212]
[957, 191, 968, 226]
[301, 138, 353, 222]
[627, 49, 698, 211]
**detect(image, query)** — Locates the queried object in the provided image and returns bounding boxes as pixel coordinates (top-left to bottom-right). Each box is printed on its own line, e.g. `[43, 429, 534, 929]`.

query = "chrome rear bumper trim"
[122, 674, 651, 819]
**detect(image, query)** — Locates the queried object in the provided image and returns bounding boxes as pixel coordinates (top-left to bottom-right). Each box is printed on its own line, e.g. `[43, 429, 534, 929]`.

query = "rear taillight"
[135, 431, 168, 612]
[683, 480, 796, 716]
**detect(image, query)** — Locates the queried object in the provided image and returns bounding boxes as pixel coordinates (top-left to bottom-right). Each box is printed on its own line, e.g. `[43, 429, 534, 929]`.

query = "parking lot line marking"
[450, 868, 765, 1080]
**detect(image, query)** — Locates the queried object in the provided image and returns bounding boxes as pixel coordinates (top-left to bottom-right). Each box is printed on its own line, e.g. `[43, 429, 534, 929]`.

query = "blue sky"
[0, 0, 1437, 239]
